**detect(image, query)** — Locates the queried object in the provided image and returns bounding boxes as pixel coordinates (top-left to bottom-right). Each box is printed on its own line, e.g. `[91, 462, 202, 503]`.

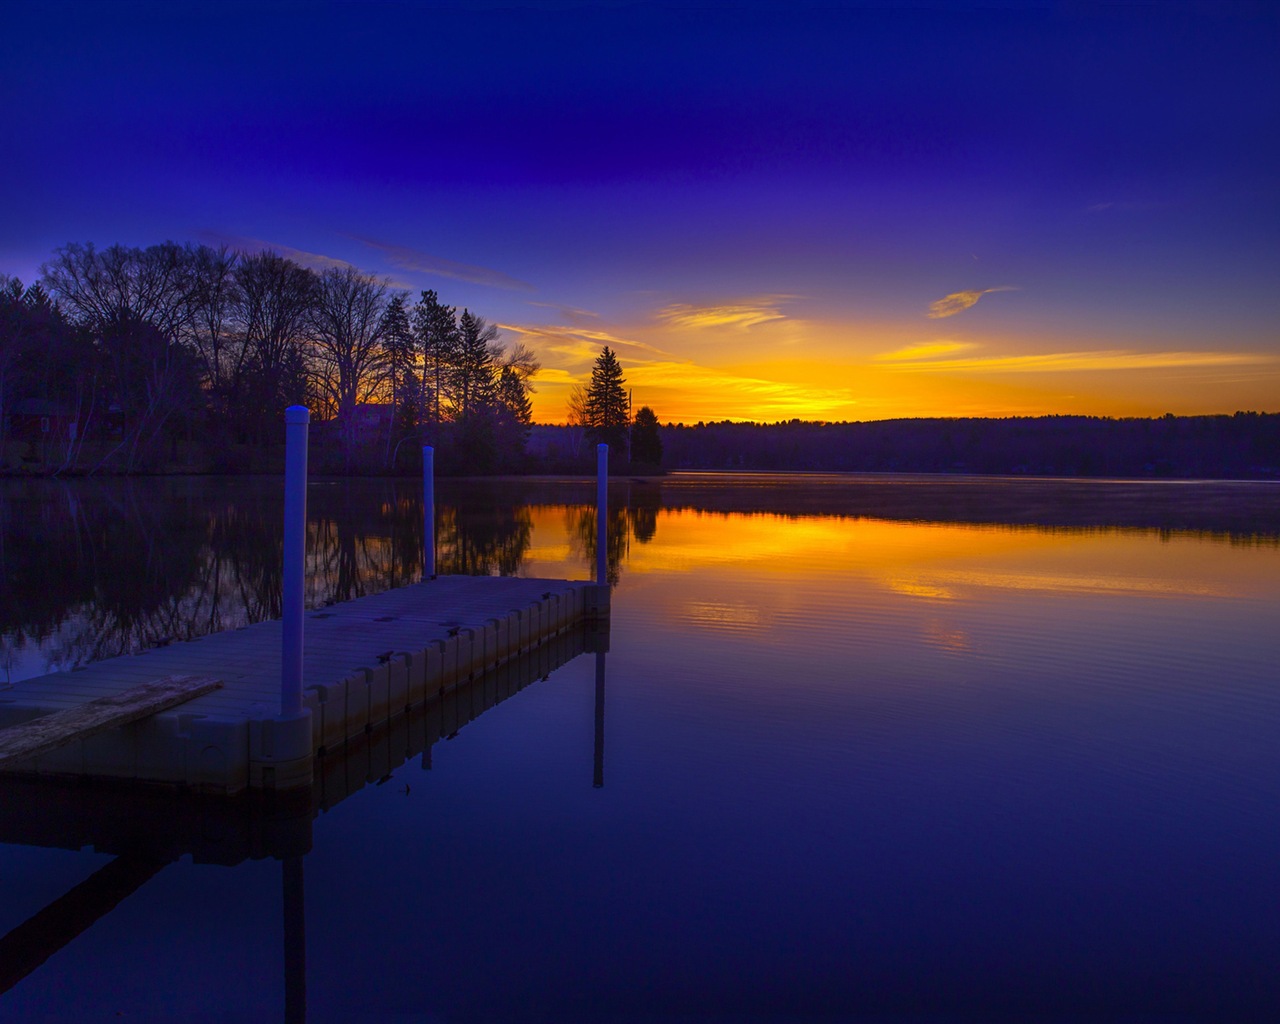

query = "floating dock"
[0, 576, 607, 795]
[0, 623, 606, 1001]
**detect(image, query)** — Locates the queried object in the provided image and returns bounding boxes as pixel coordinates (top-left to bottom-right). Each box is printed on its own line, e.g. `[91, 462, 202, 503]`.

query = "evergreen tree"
[585, 346, 629, 453]
[497, 364, 534, 429]
[1, 277, 81, 456]
[453, 309, 499, 418]
[378, 292, 416, 410]
[410, 290, 458, 432]
[493, 363, 534, 470]
[630, 405, 663, 466]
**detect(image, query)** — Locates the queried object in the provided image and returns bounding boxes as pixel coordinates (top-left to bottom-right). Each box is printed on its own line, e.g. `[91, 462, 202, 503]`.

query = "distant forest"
[533, 413, 1280, 480]
[657, 414, 1280, 479]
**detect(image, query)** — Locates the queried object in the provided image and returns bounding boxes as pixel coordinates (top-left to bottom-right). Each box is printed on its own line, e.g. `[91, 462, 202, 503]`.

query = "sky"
[2, 0, 1278, 424]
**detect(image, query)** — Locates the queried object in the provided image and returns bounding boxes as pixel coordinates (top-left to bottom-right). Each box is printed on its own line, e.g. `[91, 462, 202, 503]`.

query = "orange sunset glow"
[514, 306, 1280, 424]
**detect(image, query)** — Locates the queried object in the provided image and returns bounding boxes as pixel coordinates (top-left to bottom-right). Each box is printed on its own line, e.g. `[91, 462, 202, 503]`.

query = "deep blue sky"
[3, 0, 1278, 420]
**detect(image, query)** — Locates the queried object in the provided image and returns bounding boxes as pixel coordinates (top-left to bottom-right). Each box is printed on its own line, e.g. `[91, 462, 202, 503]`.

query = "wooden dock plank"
[0, 675, 223, 770]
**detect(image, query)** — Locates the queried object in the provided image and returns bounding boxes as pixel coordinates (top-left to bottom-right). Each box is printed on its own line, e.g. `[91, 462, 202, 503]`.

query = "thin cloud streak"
[659, 299, 793, 330]
[501, 323, 677, 362]
[927, 286, 1016, 319]
[202, 233, 361, 274]
[528, 301, 601, 323]
[875, 340, 977, 361]
[880, 350, 1276, 373]
[353, 236, 535, 292]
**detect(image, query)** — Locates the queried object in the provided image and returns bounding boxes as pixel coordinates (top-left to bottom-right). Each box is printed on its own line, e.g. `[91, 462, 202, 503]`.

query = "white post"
[423, 445, 435, 579]
[282, 406, 308, 716]
[596, 443, 608, 586]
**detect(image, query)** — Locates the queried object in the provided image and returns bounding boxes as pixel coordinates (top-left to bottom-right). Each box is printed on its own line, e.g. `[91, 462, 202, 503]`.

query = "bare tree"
[233, 252, 316, 441]
[564, 382, 590, 459]
[565, 382, 590, 426]
[308, 266, 390, 447]
[184, 244, 240, 407]
[41, 242, 199, 471]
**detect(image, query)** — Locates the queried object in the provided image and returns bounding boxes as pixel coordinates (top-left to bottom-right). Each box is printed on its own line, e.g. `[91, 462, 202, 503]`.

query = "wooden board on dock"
[0, 675, 222, 770]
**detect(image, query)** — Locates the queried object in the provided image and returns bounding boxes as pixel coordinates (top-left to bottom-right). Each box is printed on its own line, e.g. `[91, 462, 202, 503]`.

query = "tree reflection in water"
[434, 503, 533, 577]
[0, 476, 664, 681]
[566, 481, 661, 586]
[0, 480, 489, 677]
[10, 472, 1275, 683]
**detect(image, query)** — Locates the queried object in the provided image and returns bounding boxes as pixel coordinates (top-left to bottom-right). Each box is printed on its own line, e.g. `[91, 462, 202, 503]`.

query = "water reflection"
[2, 474, 1277, 682]
[0, 480, 553, 679]
[2, 474, 1279, 1020]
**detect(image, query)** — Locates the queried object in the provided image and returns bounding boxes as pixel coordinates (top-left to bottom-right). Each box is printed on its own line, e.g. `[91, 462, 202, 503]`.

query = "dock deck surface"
[0, 575, 601, 794]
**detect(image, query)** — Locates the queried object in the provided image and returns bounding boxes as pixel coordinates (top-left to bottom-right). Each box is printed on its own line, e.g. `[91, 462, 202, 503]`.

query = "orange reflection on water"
[621, 510, 1276, 597]
[581, 508, 1280, 671]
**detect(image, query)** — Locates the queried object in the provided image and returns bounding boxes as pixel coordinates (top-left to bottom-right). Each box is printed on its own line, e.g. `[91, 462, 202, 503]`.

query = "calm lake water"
[1, 473, 1279, 1022]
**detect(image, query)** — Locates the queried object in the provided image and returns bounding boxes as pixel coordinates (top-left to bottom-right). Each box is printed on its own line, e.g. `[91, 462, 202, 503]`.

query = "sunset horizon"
[3, 1, 1277, 427]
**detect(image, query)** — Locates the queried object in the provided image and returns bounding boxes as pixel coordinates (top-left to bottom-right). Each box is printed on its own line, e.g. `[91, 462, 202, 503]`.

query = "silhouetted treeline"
[651, 414, 1280, 479]
[1, 243, 536, 475]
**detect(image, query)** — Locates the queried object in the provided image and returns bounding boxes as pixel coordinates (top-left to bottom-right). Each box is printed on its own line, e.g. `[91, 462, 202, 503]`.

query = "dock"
[0, 623, 609, 1003]
[0, 575, 607, 795]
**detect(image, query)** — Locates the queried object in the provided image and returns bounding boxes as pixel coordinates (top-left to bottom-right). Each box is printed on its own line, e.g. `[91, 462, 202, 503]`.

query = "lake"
[2, 473, 1279, 1022]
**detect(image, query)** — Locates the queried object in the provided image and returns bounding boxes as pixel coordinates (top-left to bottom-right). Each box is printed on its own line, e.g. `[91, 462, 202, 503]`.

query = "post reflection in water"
[593, 651, 606, 790]
[282, 856, 305, 1024]
[0, 855, 168, 997]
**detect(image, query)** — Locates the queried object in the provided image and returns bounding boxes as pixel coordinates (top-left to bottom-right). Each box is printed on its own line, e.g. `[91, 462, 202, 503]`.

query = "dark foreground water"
[1, 474, 1279, 1022]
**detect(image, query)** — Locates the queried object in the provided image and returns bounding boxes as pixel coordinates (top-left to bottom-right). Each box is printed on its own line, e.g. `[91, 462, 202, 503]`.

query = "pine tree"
[493, 364, 535, 470]
[497, 364, 534, 430]
[378, 293, 416, 410]
[585, 347, 629, 453]
[453, 309, 499, 419]
[410, 290, 458, 432]
[630, 405, 663, 466]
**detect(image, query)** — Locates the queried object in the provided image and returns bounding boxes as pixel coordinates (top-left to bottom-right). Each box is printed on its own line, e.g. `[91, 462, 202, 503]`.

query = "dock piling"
[423, 445, 435, 578]
[597, 443, 608, 586]
[282, 406, 309, 717]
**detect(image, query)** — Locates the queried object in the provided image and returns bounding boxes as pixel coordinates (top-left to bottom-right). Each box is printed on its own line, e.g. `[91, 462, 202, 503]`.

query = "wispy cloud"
[353, 236, 534, 292]
[202, 232, 360, 274]
[874, 340, 977, 362]
[879, 349, 1276, 374]
[500, 323, 676, 363]
[926, 286, 1016, 319]
[528, 301, 600, 324]
[526, 366, 579, 386]
[658, 298, 793, 330]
